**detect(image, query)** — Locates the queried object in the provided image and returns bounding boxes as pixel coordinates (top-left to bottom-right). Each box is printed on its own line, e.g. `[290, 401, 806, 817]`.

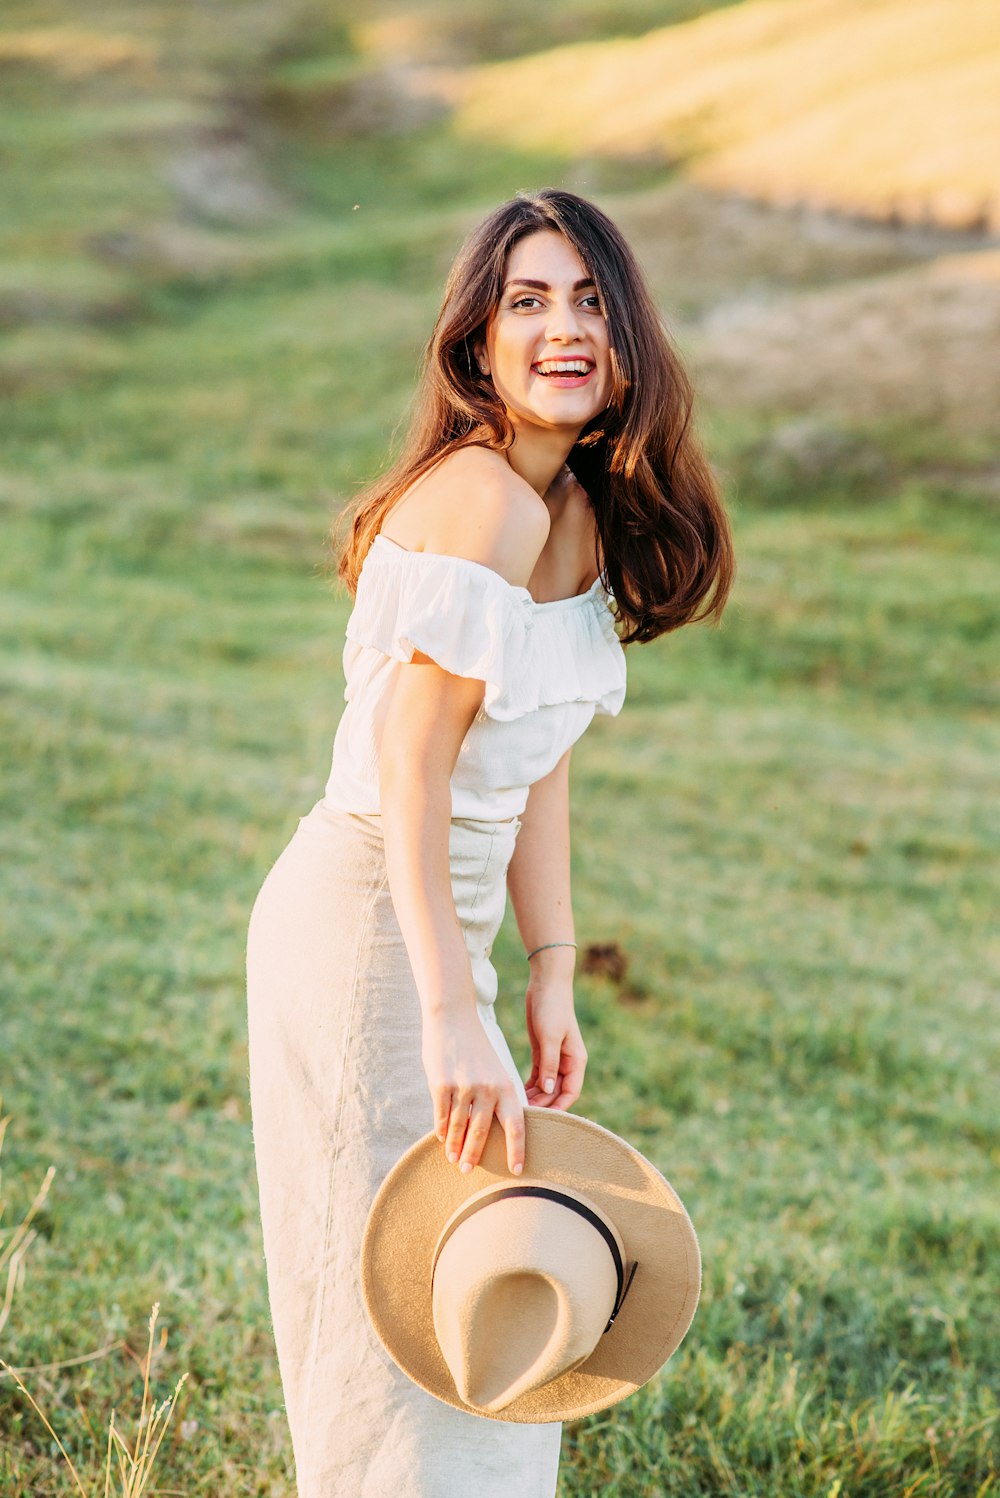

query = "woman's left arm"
[506, 746, 588, 1111]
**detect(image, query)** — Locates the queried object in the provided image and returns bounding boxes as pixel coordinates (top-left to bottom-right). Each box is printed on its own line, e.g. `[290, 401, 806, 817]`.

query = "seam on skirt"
[299, 859, 390, 1446]
[467, 822, 499, 917]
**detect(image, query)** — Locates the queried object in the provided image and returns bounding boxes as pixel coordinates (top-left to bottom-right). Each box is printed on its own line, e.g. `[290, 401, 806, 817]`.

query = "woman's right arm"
[376, 456, 550, 1177]
[379, 661, 527, 1175]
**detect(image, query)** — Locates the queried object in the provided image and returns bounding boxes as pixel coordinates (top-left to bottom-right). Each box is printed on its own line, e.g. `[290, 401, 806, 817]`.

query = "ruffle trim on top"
[344, 535, 627, 722]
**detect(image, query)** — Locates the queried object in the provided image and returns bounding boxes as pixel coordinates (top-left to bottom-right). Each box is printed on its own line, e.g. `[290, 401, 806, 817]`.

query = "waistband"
[306, 800, 521, 836]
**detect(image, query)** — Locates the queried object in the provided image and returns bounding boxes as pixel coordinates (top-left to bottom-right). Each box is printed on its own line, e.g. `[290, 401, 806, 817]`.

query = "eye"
[511, 295, 542, 309]
[581, 294, 603, 311]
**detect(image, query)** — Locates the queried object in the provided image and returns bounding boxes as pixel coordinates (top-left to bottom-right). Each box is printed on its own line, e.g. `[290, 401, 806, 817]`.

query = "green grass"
[1, 4, 998, 1495]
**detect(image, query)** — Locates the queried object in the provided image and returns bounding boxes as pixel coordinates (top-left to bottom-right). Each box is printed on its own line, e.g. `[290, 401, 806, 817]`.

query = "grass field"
[1, 3, 999, 1495]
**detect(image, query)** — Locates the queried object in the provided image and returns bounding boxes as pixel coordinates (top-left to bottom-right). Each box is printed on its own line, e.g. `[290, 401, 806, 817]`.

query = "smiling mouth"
[531, 358, 596, 379]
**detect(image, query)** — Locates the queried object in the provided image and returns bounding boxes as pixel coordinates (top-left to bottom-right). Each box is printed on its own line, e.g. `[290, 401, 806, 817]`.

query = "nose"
[544, 294, 586, 343]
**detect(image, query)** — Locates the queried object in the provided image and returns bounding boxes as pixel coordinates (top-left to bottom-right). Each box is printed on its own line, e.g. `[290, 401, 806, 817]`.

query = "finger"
[444, 1093, 472, 1164]
[562, 1048, 587, 1096]
[536, 1035, 563, 1099]
[526, 1058, 563, 1105]
[433, 1088, 453, 1143]
[550, 1051, 587, 1111]
[458, 1099, 496, 1174]
[496, 1094, 526, 1176]
[550, 1080, 582, 1111]
[523, 1002, 539, 1087]
[526, 1076, 558, 1108]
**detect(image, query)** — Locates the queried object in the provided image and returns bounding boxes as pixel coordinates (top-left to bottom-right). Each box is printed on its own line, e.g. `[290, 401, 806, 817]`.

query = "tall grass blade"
[0, 1356, 90, 1498]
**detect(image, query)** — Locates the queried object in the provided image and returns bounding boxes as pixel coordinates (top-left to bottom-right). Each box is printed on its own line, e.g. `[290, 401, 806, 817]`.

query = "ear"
[472, 338, 490, 378]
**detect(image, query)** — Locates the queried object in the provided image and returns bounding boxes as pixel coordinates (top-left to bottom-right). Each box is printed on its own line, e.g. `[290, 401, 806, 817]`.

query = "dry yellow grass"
[0, 27, 156, 77]
[444, 0, 1000, 230]
[1, 1303, 188, 1498]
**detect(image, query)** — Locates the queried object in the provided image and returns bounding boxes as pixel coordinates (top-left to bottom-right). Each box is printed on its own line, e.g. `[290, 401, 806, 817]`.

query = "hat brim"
[361, 1108, 700, 1423]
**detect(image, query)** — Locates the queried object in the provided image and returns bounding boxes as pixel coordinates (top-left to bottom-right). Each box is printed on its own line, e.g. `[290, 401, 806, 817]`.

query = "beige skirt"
[246, 799, 563, 1498]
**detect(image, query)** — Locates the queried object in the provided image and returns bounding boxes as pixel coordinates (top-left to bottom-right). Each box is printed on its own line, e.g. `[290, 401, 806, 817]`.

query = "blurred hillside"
[412, 0, 1000, 452]
[1, 0, 733, 322]
[444, 0, 1000, 233]
[2, 0, 999, 466]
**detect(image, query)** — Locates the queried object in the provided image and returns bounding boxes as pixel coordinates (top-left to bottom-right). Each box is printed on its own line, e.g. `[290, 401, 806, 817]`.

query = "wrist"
[422, 993, 477, 1024]
[525, 941, 577, 976]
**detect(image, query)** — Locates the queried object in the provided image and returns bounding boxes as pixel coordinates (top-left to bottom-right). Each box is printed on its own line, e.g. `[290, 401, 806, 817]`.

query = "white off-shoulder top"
[322, 533, 628, 821]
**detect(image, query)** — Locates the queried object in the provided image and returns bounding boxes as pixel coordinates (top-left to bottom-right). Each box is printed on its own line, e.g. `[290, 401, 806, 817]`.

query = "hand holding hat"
[361, 1107, 700, 1423]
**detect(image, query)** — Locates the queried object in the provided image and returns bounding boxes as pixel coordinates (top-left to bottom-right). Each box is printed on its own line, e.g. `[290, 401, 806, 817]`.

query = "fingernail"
[447, 1151, 457, 1164]
[513, 1162, 523, 1176]
[543, 1078, 555, 1095]
[460, 1161, 472, 1175]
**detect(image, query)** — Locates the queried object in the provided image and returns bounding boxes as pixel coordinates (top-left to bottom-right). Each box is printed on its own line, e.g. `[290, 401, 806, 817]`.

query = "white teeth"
[535, 359, 592, 375]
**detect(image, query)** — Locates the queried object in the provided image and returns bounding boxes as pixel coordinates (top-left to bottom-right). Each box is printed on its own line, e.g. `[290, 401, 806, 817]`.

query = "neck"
[503, 422, 580, 498]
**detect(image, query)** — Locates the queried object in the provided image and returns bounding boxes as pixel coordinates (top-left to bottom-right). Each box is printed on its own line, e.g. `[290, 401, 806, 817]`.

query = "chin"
[505, 392, 606, 435]
[540, 404, 605, 429]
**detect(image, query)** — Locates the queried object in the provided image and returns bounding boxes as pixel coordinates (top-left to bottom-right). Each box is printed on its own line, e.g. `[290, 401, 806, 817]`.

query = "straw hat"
[361, 1108, 700, 1423]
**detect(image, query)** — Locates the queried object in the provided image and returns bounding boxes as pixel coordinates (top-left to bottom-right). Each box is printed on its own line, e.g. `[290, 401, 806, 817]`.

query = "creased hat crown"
[431, 1182, 626, 1413]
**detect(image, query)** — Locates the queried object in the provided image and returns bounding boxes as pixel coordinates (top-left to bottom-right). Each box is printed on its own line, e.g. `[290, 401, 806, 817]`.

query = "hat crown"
[431, 1182, 623, 1414]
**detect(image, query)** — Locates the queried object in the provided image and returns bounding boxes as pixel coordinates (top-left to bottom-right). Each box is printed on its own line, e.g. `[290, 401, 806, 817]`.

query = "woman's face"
[476, 228, 611, 438]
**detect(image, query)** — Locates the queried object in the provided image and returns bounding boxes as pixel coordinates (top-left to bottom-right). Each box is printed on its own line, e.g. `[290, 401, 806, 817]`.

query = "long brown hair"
[333, 188, 734, 644]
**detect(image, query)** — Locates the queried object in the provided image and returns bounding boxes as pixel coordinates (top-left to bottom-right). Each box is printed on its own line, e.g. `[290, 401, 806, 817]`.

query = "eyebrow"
[502, 277, 596, 292]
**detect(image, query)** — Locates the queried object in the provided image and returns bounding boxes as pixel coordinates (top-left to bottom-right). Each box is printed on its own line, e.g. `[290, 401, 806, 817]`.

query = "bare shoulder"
[382, 446, 550, 588]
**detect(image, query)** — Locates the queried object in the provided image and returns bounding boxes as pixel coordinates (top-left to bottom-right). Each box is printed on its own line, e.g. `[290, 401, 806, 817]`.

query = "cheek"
[592, 351, 609, 395]
[492, 339, 534, 394]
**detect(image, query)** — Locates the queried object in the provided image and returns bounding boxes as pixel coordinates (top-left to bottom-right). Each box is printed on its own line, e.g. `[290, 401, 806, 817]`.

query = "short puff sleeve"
[344, 543, 535, 722]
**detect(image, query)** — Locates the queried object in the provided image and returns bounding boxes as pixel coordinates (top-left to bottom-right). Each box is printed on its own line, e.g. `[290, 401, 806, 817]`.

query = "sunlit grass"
[0, 1, 998, 1493]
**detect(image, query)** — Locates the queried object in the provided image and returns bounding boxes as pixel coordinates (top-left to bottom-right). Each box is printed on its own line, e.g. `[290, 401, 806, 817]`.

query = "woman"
[247, 188, 734, 1498]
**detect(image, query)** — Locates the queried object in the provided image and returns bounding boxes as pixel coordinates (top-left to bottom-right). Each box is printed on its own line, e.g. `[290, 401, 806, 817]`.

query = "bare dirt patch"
[603, 179, 983, 318]
[599, 179, 1000, 442]
[688, 248, 1000, 439]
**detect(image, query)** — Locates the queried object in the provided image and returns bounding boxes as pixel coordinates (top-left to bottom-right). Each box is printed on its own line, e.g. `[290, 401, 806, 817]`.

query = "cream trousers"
[246, 800, 563, 1497]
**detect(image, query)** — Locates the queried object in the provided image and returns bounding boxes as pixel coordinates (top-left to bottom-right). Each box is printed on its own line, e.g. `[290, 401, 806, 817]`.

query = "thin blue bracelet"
[526, 941, 578, 961]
